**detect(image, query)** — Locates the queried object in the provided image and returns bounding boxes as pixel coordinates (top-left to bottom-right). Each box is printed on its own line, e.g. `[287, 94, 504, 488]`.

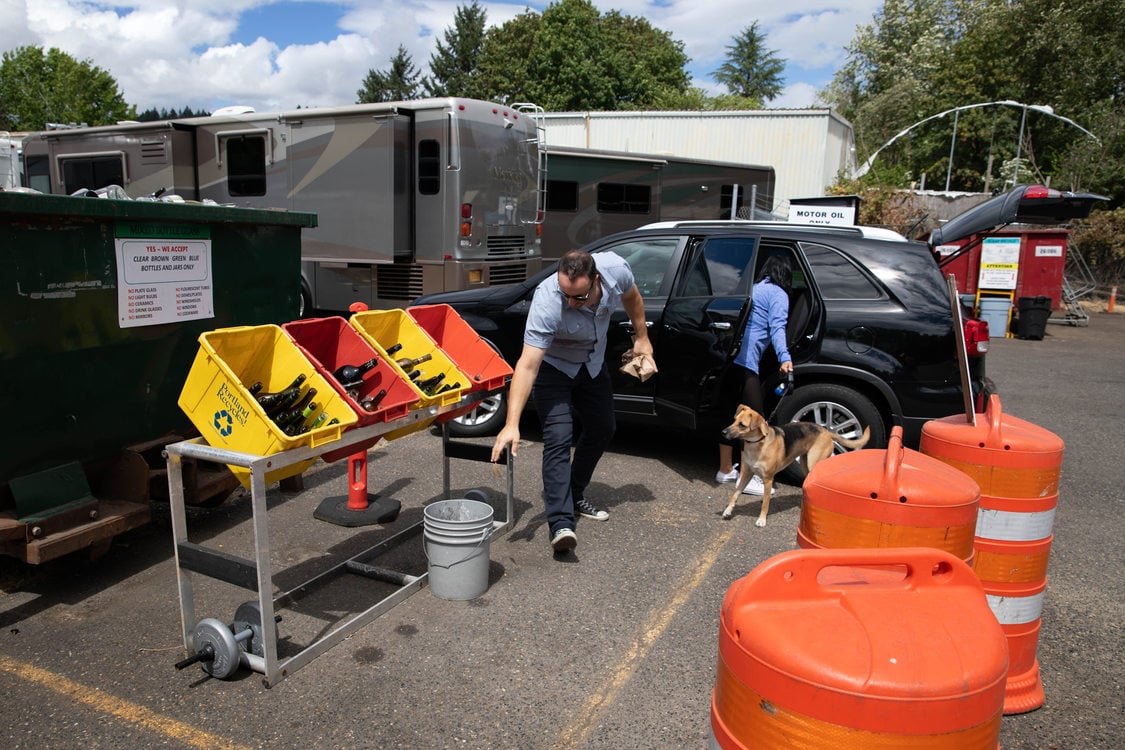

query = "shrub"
[1071, 207, 1125, 288]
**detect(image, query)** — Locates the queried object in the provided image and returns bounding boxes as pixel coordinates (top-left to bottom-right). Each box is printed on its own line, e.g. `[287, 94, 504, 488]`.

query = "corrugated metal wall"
[541, 109, 856, 214]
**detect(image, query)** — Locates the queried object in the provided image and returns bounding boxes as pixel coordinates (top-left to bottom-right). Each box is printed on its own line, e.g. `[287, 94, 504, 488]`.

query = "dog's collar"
[742, 434, 766, 444]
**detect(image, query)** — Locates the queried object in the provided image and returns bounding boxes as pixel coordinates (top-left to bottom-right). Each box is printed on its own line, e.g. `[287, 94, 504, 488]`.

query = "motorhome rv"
[21, 98, 545, 311]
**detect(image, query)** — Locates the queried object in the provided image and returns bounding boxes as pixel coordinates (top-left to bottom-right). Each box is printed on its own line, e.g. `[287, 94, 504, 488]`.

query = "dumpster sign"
[978, 236, 1020, 290]
[115, 222, 214, 327]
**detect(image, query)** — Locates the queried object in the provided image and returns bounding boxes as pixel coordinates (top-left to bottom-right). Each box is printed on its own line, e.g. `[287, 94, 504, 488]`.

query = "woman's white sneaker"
[742, 475, 765, 495]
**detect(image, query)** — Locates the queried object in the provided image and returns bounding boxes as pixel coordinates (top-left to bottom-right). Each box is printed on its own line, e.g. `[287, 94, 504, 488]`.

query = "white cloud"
[1, 1, 878, 114]
[772, 81, 823, 110]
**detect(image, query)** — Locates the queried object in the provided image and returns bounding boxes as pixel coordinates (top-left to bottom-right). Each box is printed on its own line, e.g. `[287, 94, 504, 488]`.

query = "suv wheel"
[445, 391, 507, 438]
[774, 383, 886, 480]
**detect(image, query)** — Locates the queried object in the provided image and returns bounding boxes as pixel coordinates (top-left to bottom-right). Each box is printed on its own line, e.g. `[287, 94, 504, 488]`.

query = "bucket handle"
[878, 425, 905, 500]
[423, 525, 494, 570]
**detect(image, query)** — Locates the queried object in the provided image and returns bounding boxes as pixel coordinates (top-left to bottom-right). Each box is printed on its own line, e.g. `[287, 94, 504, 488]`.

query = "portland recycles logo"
[213, 409, 234, 437]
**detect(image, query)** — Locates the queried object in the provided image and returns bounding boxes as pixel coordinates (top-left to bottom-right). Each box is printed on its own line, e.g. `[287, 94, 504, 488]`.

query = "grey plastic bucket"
[978, 297, 1013, 338]
[423, 498, 494, 600]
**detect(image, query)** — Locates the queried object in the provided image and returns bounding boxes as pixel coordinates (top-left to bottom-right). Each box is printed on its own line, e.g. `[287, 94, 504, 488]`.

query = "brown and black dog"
[720, 404, 870, 526]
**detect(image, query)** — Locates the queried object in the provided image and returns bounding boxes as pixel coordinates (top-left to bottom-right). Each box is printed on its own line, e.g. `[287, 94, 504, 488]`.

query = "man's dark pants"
[532, 362, 616, 535]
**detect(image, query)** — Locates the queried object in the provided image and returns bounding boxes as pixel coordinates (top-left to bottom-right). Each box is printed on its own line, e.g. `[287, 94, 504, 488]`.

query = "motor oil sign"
[787, 204, 856, 226]
[115, 222, 214, 328]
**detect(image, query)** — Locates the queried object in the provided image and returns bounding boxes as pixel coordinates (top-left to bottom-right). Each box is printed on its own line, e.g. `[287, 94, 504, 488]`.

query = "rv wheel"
[299, 284, 312, 318]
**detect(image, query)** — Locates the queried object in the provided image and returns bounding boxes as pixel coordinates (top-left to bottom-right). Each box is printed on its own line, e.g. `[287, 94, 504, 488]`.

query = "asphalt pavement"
[0, 312, 1122, 750]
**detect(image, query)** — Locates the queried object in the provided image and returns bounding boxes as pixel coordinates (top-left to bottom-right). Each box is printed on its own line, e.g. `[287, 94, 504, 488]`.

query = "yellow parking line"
[553, 525, 737, 749]
[0, 655, 252, 750]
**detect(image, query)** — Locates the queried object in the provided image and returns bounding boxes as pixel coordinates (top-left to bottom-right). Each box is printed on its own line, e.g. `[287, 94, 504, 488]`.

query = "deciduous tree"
[0, 46, 134, 130]
[471, 0, 689, 111]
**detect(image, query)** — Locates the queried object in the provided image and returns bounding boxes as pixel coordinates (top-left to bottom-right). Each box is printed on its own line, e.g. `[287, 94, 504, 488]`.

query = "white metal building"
[540, 109, 857, 215]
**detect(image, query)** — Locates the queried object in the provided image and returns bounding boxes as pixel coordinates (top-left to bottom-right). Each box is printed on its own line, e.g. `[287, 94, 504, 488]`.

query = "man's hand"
[630, 335, 653, 359]
[492, 424, 520, 462]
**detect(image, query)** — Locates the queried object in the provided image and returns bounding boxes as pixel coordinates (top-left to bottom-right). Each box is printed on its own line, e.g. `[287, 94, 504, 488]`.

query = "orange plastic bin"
[282, 316, 419, 463]
[711, 548, 1007, 749]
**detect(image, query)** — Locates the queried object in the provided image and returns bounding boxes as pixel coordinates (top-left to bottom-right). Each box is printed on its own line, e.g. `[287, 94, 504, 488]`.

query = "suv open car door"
[654, 234, 759, 430]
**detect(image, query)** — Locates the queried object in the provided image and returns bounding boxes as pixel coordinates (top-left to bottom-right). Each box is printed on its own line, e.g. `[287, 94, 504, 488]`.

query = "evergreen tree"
[423, 1, 487, 97]
[357, 45, 421, 103]
[711, 22, 785, 105]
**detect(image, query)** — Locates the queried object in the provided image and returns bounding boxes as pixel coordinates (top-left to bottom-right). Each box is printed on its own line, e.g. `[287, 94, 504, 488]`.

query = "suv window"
[681, 236, 757, 297]
[801, 242, 884, 299]
[602, 237, 678, 298]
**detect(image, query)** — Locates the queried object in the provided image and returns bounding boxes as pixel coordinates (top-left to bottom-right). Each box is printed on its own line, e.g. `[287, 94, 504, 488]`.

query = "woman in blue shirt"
[716, 255, 794, 495]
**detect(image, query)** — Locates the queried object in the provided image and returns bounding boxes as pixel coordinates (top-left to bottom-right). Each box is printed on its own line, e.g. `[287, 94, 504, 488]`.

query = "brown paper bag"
[619, 349, 658, 382]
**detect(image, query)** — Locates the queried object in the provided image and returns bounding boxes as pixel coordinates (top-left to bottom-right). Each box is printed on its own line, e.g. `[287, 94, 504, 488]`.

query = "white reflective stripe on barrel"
[976, 507, 1056, 541]
[986, 591, 1045, 625]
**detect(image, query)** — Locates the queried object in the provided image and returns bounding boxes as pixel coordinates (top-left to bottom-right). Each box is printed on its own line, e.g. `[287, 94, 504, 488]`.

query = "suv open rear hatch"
[931, 184, 1107, 267]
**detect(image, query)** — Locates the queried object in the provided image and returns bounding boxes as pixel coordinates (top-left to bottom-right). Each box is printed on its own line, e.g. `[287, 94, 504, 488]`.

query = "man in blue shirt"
[491, 249, 652, 555]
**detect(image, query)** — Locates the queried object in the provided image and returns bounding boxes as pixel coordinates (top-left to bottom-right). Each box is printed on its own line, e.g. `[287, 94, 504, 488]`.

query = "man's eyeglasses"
[559, 274, 597, 301]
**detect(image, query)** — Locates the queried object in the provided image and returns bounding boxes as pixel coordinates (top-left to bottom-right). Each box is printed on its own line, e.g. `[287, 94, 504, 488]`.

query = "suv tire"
[445, 391, 508, 438]
[774, 383, 885, 480]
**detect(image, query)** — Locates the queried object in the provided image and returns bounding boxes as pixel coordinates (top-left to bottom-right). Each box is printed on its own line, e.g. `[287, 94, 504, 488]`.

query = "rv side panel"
[541, 151, 663, 258]
[20, 123, 195, 198]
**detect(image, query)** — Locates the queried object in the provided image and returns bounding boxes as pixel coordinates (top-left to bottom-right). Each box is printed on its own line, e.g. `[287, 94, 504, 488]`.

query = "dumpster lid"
[0, 191, 317, 228]
[929, 184, 1106, 248]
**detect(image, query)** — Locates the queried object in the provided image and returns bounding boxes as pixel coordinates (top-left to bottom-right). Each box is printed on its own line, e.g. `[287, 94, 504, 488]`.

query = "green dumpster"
[0, 192, 315, 560]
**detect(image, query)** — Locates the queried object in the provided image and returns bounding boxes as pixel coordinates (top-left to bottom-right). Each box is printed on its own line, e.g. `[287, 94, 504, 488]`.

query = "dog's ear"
[746, 410, 770, 438]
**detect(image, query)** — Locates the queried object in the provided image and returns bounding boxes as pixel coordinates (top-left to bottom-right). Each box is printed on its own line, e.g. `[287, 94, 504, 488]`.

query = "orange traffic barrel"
[921, 393, 1062, 715]
[711, 548, 1007, 749]
[798, 426, 980, 565]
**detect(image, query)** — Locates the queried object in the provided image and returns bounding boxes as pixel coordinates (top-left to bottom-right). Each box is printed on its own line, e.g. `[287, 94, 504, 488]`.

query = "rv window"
[24, 154, 50, 193]
[61, 155, 124, 194]
[597, 182, 650, 214]
[545, 180, 578, 212]
[418, 139, 440, 195]
[226, 135, 266, 196]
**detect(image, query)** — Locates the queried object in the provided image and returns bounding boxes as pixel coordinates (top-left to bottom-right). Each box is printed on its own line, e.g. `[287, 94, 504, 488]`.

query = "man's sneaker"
[574, 497, 609, 521]
[742, 475, 765, 495]
[715, 464, 739, 483]
[551, 527, 577, 553]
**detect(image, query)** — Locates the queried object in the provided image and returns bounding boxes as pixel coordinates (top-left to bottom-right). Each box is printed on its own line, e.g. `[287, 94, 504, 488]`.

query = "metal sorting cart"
[165, 392, 514, 688]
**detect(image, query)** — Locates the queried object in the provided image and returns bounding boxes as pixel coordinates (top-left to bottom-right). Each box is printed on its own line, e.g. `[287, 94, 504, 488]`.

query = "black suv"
[412, 185, 1103, 450]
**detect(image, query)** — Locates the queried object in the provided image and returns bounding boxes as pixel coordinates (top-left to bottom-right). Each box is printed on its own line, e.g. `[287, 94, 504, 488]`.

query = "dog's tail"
[837, 425, 871, 450]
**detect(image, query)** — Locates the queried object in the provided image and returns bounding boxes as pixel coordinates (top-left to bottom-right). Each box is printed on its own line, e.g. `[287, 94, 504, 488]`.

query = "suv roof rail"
[638, 219, 908, 242]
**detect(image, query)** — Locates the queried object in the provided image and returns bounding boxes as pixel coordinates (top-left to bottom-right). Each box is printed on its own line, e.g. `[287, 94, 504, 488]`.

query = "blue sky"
[4, 1, 883, 114]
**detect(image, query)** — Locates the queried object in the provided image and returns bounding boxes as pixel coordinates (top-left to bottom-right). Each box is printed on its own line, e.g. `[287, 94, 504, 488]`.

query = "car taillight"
[1024, 184, 1053, 199]
[963, 318, 990, 355]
